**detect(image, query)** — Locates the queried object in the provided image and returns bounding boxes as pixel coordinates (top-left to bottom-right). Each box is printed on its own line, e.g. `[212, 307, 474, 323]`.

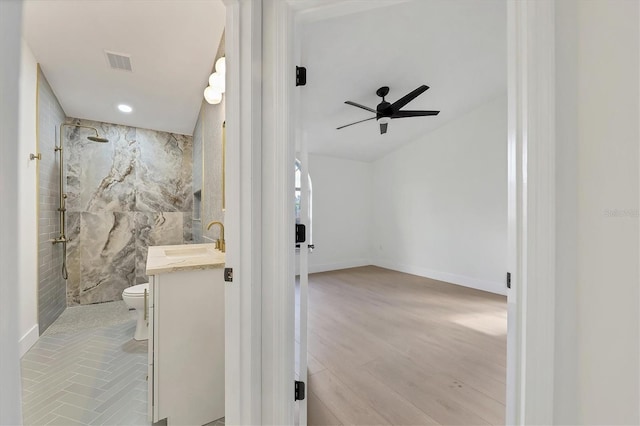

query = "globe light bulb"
[215, 57, 226, 74]
[208, 72, 225, 93]
[204, 86, 222, 104]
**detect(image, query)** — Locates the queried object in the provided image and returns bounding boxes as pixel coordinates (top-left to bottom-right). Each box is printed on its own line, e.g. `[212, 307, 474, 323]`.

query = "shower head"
[60, 123, 109, 144]
[87, 135, 109, 143]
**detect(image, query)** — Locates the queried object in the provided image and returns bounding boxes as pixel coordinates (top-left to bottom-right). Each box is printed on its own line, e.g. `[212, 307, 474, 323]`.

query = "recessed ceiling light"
[118, 104, 133, 113]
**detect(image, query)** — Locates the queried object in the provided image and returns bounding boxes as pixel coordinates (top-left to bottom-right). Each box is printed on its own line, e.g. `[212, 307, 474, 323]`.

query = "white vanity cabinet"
[146, 244, 225, 426]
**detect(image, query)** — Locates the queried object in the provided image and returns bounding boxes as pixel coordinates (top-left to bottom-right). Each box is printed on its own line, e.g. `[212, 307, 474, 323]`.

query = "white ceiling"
[22, 0, 225, 136]
[22, 0, 504, 154]
[301, 0, 506, 162]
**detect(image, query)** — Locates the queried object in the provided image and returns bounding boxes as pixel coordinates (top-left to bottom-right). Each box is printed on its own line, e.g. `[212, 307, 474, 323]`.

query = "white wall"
[307, 154, 372, 273]
[306, 98, 507, 295]
[555, 0, 639, 424]
[18, 39, 39, 356]
[0, 0, 25, 423]
[371, 96, 507, 295]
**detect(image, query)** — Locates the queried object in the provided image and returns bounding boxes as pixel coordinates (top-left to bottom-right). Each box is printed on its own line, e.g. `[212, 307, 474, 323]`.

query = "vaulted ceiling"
[300, 0, 507, 161]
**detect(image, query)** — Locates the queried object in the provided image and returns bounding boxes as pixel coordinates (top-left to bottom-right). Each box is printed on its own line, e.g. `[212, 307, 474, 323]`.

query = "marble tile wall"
[37, 69, 68, 333]
[65, 119, 193, 306]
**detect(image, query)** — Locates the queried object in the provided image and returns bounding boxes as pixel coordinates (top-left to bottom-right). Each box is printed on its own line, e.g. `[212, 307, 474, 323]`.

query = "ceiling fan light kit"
[338, 85, 440, 135]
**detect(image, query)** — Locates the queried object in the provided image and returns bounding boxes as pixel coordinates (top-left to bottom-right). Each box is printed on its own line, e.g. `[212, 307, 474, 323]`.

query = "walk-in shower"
[52, 123, 109, 278]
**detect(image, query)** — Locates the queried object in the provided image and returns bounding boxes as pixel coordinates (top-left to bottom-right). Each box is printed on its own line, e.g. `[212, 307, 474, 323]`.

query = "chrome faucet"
[206, 221, 225, 253]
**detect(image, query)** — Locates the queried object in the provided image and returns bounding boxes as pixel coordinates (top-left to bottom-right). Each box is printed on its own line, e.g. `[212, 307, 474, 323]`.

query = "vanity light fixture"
[215, 57, 226, 74]
[208, 72, 225, 93]
[118, 104, 133, 113]
[204, 86, 222, 105]
[204, 56, 226, 105]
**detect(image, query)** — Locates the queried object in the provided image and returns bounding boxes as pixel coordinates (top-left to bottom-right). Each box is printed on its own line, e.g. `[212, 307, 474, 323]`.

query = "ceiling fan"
[337, 85, 440, 135]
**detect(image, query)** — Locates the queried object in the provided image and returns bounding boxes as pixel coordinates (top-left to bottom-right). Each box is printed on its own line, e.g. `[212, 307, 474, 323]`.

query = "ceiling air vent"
[104, 51, 132, 72]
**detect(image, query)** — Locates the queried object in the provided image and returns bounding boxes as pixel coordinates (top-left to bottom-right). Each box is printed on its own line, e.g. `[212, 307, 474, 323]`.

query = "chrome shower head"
[87, 135, 109, 143]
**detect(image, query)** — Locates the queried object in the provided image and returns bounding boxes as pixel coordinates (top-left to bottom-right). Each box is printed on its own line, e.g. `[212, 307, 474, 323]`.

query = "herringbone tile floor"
[21, 303, 149, 425]
[21, 301, 225, 426]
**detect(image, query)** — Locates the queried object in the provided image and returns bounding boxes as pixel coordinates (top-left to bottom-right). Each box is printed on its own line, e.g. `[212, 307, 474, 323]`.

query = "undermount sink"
[163, 246, 210, 258]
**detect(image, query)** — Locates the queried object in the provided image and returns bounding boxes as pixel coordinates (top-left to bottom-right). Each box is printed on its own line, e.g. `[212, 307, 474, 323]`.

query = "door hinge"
[506, 272, 511, 289]
[295, 223, 306, 244]
[224, 268, 233, 282]
[296, 66, 307, 86]
[295, 380, 305, 401]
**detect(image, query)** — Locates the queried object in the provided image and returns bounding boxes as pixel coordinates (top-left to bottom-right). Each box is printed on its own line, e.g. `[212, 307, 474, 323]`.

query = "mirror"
[192, 94, 225, 244]
[192, 33, 225, 244]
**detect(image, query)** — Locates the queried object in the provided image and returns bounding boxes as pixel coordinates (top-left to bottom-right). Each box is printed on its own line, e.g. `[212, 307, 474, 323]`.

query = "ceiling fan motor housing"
[376, 101, 392, 118]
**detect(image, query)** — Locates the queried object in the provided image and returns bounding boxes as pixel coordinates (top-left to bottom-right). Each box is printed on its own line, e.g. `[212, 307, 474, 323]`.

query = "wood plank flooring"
[304, 266, 506, 426]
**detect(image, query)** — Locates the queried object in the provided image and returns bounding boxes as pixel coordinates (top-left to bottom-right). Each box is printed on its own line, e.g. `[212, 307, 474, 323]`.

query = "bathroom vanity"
[146, 243, 225, 426]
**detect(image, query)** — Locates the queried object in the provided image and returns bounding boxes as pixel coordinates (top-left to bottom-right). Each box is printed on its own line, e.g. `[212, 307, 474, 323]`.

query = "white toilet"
[122, 283, 149, 341]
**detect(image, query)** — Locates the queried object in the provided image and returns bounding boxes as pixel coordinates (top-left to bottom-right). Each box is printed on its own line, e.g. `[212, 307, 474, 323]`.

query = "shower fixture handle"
[51, 236, 70, 245]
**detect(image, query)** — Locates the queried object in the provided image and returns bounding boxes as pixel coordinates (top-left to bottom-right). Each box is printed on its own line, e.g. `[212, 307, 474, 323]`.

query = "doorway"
[294, 1, 508, 423]
[247, 0, 558, 423]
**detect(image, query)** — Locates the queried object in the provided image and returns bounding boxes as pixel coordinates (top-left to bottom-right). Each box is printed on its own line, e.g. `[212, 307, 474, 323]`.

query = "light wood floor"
[304, 266, 506, 426]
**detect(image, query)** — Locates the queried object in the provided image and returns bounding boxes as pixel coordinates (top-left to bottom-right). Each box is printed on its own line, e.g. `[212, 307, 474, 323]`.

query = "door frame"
[222, 0, 263, 424]
[0, 0, 25, 424]
[226, 0, 557, 424]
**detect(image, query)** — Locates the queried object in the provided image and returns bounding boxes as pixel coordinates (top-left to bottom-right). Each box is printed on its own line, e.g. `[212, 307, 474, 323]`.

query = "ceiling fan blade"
[392, 110, 440, 118]
[345, 101, 377, 114]
[336, 116, 376, 130]
[390, 85, 429, 111]
[380, 122, 388, 134]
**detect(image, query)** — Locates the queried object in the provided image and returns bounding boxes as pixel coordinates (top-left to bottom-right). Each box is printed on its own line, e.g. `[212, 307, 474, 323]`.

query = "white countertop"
[146, 243, 225, 275]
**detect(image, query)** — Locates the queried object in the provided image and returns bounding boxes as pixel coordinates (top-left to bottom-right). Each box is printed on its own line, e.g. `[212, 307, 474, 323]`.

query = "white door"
[295, 148, 311, 425]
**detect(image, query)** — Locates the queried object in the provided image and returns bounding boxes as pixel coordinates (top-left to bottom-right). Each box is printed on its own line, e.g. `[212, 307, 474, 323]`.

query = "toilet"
[122, 283, 149, 341]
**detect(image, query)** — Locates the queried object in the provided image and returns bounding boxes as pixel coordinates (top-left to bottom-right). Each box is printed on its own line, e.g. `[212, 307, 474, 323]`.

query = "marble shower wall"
[66, 119, 193, 306]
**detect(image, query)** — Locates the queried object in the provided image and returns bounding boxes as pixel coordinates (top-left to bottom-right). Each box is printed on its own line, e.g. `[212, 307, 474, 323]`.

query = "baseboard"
[19, 324, 39, 358]
[373, 260, 506, 296]
[308, 259, 371, 274]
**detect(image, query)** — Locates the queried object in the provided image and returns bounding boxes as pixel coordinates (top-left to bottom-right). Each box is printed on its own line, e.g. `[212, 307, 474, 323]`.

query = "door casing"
[223, 0, 557, 424]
